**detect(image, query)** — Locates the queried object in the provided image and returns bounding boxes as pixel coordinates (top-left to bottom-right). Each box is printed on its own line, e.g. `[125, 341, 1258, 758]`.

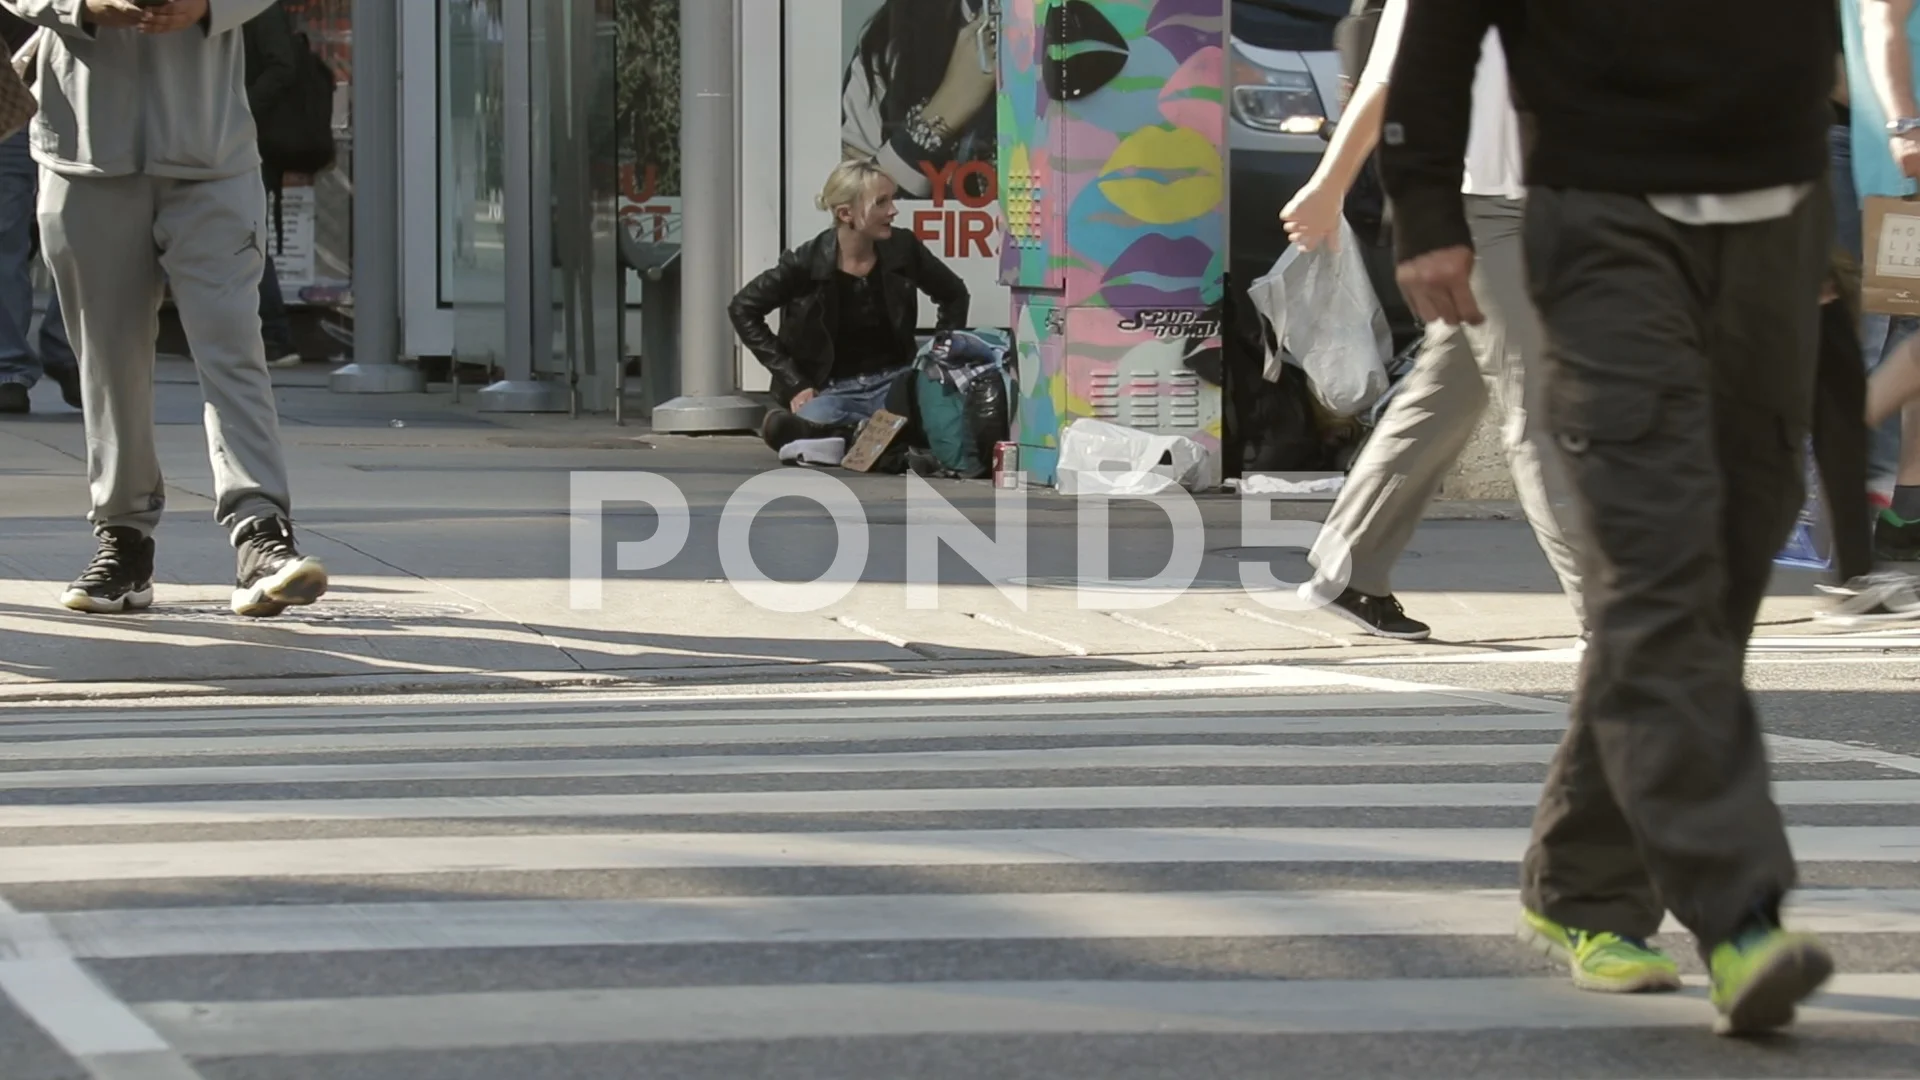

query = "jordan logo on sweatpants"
[235, 232, 263, 258]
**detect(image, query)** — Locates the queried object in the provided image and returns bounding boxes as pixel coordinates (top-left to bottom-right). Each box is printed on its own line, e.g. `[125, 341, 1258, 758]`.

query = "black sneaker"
[760, 409, 838, 452]
[60, 526, 155, 613]
[231, 516, 329, 617]
[1874, 510, 1920, 562]
[1318, 587, 1432, 640]
[0, 383, 28, 414]
[46, 364, 81, 410]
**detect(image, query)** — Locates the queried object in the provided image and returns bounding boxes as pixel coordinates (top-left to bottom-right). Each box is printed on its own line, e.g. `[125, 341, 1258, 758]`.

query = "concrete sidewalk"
[0, 357, 1834, 702]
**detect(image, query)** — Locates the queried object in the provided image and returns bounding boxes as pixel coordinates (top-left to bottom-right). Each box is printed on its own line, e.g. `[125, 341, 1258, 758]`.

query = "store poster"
[266, 185, 318, 288]
[840, 0, 1008, 329]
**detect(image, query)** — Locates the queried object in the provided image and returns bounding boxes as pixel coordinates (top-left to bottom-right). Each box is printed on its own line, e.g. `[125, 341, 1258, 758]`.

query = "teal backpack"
[910, 330, 1015, 478]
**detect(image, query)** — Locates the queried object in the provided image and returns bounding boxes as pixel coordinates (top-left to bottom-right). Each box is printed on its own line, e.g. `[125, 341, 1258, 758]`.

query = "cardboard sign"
[840, 410, 909, 472]
[1863, 196, 1920, 316]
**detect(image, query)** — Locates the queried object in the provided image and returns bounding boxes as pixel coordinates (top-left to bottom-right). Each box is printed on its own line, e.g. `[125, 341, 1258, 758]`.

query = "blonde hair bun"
[818, 158, 891, 216]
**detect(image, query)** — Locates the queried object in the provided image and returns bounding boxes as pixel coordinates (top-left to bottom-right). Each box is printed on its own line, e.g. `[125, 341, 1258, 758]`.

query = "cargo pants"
[1517, 184, 1830, 952]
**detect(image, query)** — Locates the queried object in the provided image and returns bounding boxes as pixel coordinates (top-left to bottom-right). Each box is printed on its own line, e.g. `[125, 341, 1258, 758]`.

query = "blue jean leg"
[1833, 124, 1864, 263]
[796, 368, 904, 427]
[0, 132, 38, 387]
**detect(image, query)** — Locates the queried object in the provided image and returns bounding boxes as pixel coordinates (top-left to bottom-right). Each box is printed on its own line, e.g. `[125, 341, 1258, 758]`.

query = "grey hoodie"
[2, 0, 277, 180]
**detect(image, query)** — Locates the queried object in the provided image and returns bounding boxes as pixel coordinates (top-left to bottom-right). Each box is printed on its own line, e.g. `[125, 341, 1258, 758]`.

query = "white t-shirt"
[1360, 0, 1524, 200]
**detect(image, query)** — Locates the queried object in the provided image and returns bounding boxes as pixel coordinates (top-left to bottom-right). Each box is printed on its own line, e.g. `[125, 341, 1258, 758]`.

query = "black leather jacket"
[728, 227, 970, 403]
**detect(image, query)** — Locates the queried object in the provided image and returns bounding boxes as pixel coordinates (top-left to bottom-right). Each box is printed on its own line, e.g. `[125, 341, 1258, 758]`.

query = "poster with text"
[841, 0, 1008, 329]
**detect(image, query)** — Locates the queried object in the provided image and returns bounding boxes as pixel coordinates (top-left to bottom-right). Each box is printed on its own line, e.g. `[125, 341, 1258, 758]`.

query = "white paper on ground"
[1240, 475, 1346, 496]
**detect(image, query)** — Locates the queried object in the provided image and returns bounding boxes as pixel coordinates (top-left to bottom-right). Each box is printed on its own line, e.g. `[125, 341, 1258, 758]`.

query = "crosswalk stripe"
[0, 713, 1578, 762]
[0, 743, 1576, 792]
[6, 779, 1919, 829]
[0, 668, 1441, 730]
[2, 826, 1914, 885]
[133, 974, 1920, 1056]
[21, 888, 1920, 960]
[0, 736, 1863, 792]
[0, 690, 1498, 739]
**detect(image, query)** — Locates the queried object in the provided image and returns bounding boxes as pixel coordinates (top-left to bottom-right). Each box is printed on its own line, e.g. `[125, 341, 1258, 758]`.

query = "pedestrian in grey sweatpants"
[1280, 0, 1586, 643]
[5, 0, 327, 617]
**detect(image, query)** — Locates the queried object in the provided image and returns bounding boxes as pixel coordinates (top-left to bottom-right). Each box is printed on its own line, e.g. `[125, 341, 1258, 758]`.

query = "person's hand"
[138, 0, 209, 34]
[83, 0, 146, 28]
[790, 388, 817, 412]
[1395, 246, 1483, 326]
[1281, 182, 1345, 252]
[1894, 133, 1920, 181]
[934, 10, 997, 122]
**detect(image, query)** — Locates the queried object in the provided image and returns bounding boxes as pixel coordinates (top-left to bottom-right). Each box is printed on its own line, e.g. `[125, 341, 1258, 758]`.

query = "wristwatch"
[1888, 117, 1920, 136]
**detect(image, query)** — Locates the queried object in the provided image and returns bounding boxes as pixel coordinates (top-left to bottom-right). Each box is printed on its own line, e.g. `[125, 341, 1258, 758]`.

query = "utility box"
[997, 0, 1228, 489]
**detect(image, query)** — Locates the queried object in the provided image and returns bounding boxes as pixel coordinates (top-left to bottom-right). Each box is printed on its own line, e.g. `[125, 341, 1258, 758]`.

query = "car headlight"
[1231, 62, 1326, 136]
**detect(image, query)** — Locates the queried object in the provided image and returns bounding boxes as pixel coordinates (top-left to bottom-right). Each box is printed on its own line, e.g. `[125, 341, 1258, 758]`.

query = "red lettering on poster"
[955, 210, 995, 257]
[913, 209, 998, 259]
[618, 164, 661, 204]
[624, 204, 678, 242]
[915, 161, 999, 209]
[912, 209, 944, 248]
[951, 162, 995, 209]
[912, 162, 999, 258]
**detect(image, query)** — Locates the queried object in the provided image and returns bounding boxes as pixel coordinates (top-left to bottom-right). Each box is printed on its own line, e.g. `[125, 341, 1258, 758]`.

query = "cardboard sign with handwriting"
[840, 410, 908, 473]
[1863, 196, 1920, 316]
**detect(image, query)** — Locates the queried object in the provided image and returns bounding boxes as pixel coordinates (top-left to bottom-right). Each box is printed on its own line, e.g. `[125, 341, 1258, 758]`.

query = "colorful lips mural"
[998, 0, 1227, 487]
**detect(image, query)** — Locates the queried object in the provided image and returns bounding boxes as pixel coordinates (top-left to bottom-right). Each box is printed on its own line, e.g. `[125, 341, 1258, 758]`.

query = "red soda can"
[993, 441, 1020, 489]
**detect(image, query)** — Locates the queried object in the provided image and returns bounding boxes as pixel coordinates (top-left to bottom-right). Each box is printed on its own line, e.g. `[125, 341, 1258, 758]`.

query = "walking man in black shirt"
[1379, 0, 1838, 1036]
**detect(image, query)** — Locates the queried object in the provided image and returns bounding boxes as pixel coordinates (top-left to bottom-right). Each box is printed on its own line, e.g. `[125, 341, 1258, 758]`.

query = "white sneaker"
[1814, 571, 1920, 627]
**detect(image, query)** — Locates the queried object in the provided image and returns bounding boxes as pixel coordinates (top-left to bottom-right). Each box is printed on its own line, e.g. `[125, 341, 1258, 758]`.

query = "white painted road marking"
[2, 826, 1915, 885]
[135, 975, 1920, 1056]
[28, 888, 1920, 960]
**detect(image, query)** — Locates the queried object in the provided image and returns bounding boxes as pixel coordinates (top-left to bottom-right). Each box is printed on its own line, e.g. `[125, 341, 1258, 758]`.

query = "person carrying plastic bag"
[1275, 0, 1589, 651]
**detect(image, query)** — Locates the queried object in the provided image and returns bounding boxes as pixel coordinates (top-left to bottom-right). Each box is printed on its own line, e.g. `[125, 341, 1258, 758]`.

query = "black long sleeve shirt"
[1, 9, 32, 53]
[1378, 0, 1838, 261]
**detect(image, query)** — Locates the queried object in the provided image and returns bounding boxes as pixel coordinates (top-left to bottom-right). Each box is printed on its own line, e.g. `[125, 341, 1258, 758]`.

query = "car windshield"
[1232, 0, 1344, 53]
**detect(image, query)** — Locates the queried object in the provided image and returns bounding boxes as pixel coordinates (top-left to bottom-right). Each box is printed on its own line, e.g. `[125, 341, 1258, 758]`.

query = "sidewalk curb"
[0, 638, 1580, 705]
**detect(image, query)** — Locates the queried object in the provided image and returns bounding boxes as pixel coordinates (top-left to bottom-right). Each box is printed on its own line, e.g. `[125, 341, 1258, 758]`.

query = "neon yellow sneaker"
[1517, 909, 1683, 993]
[1708, 925, 1834, 1036]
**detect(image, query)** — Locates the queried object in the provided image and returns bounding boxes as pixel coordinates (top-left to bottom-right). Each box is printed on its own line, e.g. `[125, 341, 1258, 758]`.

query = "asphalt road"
[1, 653, 1917, 1080]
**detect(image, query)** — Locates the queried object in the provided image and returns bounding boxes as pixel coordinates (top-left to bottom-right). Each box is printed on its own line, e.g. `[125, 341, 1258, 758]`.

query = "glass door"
[436, 0, 626, 413]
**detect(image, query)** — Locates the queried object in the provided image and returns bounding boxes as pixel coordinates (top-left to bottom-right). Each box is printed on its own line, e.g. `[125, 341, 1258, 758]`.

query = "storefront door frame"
[399, 0, 784, 397]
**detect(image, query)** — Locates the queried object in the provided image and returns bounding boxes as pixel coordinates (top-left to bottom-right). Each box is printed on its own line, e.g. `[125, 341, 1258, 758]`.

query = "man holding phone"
[3, 0, 328, 617]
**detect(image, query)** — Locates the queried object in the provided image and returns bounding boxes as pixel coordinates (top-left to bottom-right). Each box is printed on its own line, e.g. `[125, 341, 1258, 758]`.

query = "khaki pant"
[1518, 186, 1829, 951]
[1311, 196, 1588, 625]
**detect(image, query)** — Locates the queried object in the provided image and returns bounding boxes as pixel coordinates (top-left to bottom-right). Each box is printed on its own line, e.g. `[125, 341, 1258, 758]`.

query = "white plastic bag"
[1247, 219, 1392, 417]
[1056, 418, 1209, 497]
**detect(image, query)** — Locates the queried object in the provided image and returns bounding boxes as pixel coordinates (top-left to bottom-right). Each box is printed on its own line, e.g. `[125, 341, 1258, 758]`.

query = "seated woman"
[729, 159, 970, 451]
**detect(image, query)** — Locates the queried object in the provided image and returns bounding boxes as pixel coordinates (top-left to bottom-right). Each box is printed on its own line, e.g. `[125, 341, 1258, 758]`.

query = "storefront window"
[439, 0, 509, 310]
[274, 0, 354, 307]
[616, 0, 679, 251]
